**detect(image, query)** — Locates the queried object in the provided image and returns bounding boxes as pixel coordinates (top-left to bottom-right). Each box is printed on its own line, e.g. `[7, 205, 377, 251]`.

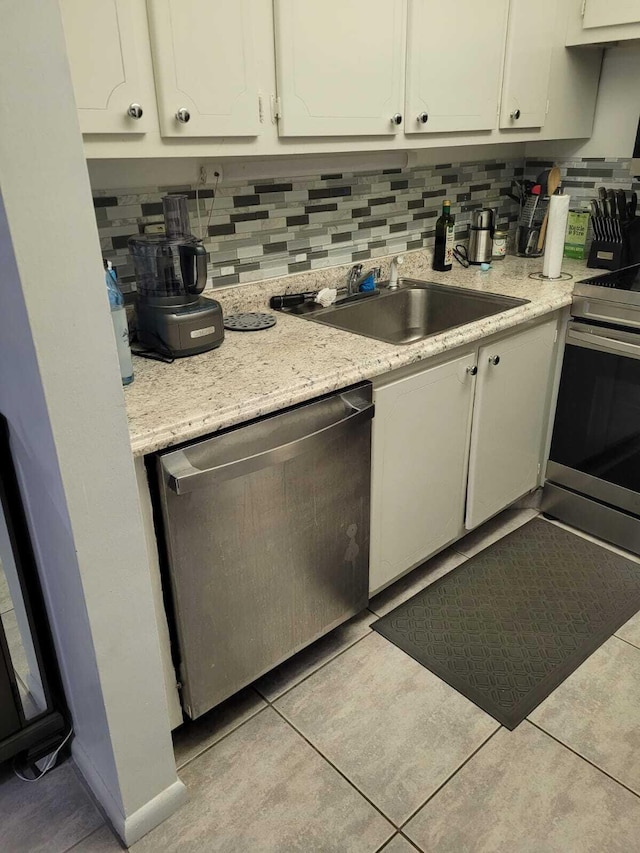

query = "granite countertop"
[125, 250, 587, 456]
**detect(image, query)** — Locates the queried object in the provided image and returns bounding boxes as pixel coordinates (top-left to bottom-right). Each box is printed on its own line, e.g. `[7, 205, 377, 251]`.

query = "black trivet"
[223, 312, 277, 331]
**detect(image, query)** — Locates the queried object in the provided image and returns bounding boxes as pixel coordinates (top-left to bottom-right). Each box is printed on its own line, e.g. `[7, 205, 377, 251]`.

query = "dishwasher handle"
[162, 388, 374, 495]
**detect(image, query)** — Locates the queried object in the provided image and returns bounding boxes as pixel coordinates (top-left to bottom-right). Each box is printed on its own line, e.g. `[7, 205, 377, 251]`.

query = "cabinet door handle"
[176, 107, 191, 124]
[391, 113, 403, 126]
[488, 355, 500, 366]
[417, 112, 429, 124]
[466, 365, 478, 376]
[127, 103, 144, 120]
[510, 109, 521, 121]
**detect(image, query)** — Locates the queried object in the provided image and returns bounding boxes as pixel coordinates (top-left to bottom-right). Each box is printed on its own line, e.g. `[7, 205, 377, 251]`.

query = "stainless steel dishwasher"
[156, 382, 373, 719]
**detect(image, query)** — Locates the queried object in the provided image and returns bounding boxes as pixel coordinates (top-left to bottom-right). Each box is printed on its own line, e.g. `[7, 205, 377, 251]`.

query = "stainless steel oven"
[543, 265, 640, 555]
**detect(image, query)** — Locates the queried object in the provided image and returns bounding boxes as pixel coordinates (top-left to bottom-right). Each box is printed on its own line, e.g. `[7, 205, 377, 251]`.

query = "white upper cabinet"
[147, 0, 261, 137]
[499, 0, 556, 129]
[466, 321, 558, 530]
[60, 0, 151, 133]
[273, 0, 406, 137]
[405, 0, 508, 134]
[566, 0, 640, 44]
[583, 0, 640, 28]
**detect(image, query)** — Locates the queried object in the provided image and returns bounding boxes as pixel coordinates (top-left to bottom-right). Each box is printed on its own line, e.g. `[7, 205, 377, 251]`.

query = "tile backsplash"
[524, 156, 639, 208]
[93, 153, 640, 295]
[94, 157, 523, 294]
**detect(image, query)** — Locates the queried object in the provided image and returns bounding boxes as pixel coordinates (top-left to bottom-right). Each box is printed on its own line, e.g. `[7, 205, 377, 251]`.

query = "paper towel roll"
[542, 193, 571, 279]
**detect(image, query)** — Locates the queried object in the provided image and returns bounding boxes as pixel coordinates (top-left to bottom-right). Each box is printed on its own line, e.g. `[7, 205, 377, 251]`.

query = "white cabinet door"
[147, 0, 260, 137]
[369, 353, 475, 596]
[583, 0, 640, 28]
[274, 0, 406, 137]
[499, 0, 556, 129]
[466, 320, 557, 530]
[405, 0, 508, 134]
[60, 0, 150, 133]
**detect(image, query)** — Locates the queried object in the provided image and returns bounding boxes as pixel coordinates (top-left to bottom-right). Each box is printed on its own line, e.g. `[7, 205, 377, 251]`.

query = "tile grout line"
[63, 825, 118, 853]
[397, 830, 424, 852]
[174, 700, 268, 772]
[373, 831, 423, 853]
[613, 633, 640, 653]
[254, 622, 376, 705]
[396, 725, 502, 833]
[177, 614, 377, 772]
[526, 719, 640, 802]
[269, 702, 398, 832]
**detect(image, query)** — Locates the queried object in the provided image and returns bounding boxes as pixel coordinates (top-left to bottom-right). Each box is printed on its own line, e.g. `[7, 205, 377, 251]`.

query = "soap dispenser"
[388, 255, 404, 289]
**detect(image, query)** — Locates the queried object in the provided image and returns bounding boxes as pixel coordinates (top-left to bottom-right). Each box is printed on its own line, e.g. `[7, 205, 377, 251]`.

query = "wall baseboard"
[73, 740, 188, 846]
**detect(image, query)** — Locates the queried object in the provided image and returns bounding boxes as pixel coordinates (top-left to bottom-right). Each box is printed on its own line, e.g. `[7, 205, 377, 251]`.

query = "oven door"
[548, 320, 640, 516]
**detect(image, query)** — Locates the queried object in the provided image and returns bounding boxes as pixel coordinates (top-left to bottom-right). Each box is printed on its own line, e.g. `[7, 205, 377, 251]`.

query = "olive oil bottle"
[433, 199, 455, 271]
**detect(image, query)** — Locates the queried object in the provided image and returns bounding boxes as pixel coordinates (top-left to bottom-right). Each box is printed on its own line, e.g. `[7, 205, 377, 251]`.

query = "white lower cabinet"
[465, 320, 557, 530]
[369, 352, 476, 596]
[369, 318, 559, 595]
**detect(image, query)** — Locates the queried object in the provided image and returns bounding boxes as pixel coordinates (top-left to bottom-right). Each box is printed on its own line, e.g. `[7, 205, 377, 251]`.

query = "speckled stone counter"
[125, 250, 587, 456]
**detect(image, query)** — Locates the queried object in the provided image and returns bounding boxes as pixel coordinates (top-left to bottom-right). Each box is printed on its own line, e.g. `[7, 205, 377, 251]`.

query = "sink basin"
[282, 279, 529, 345]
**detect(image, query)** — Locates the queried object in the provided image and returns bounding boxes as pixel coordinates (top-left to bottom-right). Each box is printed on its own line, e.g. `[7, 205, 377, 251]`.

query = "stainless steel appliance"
[156, 383, 373, 719]
[129, 195, 224, 357]
[543, 265, 640, 554]
[468, 208, 495, 265]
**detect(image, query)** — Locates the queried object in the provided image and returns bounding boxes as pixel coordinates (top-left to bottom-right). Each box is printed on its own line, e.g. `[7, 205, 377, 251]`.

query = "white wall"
[86, 142, 527, 193]
[0, 0, 185, 844]
[527, 44, 640, 159]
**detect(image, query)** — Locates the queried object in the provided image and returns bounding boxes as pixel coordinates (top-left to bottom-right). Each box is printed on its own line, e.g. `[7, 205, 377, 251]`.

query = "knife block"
[587, 239, 627, 271]
[587, 217, 640, 270]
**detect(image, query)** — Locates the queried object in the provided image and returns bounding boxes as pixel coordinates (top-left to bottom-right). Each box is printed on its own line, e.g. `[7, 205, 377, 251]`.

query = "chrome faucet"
[345, 264, 381, 297]
[346, 264, 363, 295]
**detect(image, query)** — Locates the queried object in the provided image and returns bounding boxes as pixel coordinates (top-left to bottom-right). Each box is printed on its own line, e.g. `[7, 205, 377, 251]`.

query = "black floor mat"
[372, 519, 640, 729]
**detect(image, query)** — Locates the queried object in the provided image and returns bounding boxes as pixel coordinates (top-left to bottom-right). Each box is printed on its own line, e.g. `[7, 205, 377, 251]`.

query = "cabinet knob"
[510, 108, 521, 121]
[418, 112, 429, 124]
[127, 103, 143, 120]
[488, 355, 500, 366]
[391, 113, 403, 126]
[176, 107, 191, 124]
[466, 365, 478, 376]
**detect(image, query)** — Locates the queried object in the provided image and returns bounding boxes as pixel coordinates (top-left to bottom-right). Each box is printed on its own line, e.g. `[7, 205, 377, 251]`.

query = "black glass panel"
[550, 343, 640, 492]
[579, 264, 640, 291]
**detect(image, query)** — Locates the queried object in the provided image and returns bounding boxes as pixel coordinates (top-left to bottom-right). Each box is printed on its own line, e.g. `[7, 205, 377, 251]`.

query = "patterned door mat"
[373, 519, 640, 729]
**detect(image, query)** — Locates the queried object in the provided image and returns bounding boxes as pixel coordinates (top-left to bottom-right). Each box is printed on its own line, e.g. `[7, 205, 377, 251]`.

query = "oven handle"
[567, 324, 640, 360]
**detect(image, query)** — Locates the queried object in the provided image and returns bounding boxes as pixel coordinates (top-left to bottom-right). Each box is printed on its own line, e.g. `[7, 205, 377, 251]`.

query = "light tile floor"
[4, 508, 640, 853]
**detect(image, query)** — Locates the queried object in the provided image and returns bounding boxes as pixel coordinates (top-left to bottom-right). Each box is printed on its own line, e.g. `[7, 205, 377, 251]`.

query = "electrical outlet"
[197, 163, 223, 186]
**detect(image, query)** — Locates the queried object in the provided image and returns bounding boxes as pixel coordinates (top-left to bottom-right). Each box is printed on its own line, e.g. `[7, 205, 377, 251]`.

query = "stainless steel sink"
[281, 279, 529, 345]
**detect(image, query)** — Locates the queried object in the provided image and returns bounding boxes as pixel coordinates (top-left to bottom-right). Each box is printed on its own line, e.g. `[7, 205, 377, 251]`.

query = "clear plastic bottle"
[105, 262, 134, 386]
